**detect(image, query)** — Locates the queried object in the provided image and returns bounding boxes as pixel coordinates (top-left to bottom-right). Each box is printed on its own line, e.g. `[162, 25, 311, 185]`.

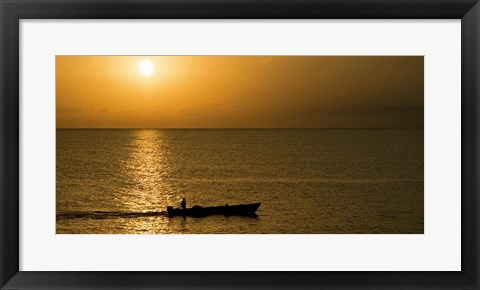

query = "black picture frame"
[1, 0, 479, 289]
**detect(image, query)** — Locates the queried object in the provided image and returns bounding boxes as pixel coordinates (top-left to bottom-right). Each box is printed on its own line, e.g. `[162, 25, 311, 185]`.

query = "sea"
[56, 129, 424, 234]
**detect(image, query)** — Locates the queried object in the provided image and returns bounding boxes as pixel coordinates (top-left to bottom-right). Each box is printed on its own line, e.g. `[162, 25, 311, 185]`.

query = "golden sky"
[56, 56, 423, 128]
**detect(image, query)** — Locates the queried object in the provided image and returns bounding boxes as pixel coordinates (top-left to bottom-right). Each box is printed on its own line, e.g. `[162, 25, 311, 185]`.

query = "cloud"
[57, 106, 94, 114]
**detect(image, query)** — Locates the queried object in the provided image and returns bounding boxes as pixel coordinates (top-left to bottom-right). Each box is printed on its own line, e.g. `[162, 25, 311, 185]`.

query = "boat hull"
[167, 203, 261, 217]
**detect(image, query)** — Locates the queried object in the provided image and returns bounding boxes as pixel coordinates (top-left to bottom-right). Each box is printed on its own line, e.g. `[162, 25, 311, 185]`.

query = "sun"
[138, 59, 155, 76]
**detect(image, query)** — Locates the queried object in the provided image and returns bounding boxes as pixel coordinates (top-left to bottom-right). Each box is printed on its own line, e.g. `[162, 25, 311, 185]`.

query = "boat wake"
[57, 210, 169, 220]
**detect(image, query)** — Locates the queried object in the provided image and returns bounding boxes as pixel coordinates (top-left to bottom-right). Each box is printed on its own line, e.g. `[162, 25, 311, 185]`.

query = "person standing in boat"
[180, 198, 187, 210]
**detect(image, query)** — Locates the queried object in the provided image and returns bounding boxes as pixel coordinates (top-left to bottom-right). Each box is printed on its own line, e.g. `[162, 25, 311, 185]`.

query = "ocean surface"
[56, 129, 423, 234]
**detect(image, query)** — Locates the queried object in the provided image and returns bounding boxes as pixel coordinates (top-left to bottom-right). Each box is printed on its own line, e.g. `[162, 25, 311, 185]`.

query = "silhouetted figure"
[181, 198, 186, 210]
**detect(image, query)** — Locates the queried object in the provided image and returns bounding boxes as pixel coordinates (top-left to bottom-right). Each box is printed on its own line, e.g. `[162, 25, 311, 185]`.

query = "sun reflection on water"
[118, 130, 177, 233]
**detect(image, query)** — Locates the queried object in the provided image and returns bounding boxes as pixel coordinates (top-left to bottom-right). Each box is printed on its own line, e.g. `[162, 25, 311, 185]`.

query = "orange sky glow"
[56, 56, 423, 128]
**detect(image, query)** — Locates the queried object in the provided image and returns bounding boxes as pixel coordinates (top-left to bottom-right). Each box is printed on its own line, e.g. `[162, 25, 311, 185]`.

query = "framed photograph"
[1, 0, 479, 289]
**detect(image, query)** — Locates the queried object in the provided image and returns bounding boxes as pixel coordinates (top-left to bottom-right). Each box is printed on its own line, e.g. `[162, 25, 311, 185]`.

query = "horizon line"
[56, 127, 424, 130]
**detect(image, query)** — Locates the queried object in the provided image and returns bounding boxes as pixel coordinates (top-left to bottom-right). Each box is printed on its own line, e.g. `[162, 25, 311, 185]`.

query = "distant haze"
[56, 56, 423, 128]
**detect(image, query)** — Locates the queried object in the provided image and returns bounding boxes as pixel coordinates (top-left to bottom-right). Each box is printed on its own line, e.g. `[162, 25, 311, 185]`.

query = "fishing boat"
[167, 203, 261, 217]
